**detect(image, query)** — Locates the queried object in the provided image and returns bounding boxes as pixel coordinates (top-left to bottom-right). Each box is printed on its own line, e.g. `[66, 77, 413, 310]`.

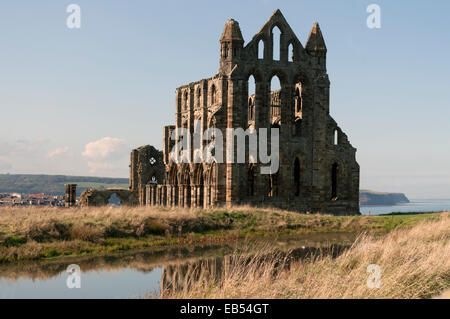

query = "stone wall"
[129, 145, 165, 205]
[78, 188, 138, 207]
[158, 9, 360, 215]
[78, 145, 164, 207]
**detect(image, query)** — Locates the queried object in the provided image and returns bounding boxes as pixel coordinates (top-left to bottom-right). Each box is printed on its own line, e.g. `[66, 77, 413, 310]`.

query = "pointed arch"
[270, 75, 282, 128]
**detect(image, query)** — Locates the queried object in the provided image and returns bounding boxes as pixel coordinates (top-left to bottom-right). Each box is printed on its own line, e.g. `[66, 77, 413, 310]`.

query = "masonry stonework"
[78, 145, 164, 207]
[155, 9, 360, 215]
[78, 9, 359, 215]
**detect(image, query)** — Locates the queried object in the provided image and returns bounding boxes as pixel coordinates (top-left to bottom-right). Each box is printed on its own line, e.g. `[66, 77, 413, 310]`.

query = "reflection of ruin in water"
[159, 244, 349, 297]
[0, 234, 356, 298]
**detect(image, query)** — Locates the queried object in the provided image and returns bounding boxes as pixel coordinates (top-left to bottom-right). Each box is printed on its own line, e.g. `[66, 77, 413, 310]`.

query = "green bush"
[3, 236, 27, 247]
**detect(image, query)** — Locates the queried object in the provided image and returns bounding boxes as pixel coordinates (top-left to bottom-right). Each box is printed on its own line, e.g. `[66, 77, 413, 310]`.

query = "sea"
[360, 198, 450, 215]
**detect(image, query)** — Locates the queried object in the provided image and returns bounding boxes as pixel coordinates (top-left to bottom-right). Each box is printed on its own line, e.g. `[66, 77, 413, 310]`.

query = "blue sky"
[0, 0, 449, 198]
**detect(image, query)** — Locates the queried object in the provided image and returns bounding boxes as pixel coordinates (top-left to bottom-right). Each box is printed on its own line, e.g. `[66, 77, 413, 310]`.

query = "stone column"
[195, 185, 200, 208]
[183, 185, 189, 208]
[64, 184, 77, 207]
[166, 185, 172, 207]
[145, 185, 151, 206]
[205, 184, 210, 208]
[156, 186, 161, 205]
[179, 185, 184, 207]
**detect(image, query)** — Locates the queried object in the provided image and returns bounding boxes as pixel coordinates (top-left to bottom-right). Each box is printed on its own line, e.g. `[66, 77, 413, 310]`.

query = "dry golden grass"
[163, 213, 450, 299]
[0, 205, 444, 263]
[435, 289, 450, 299]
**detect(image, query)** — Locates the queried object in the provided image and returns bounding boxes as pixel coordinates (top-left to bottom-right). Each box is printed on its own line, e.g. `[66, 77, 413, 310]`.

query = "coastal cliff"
[360, 190, 410, 206]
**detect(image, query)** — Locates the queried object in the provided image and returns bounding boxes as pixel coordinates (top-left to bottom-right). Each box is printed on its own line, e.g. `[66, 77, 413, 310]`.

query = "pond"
[0, 233, 356, 299]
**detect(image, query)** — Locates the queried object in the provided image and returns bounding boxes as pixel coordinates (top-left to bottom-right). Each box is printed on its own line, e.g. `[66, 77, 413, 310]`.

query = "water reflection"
[0, 233, 356, 299]
[160, 243, 350, 297]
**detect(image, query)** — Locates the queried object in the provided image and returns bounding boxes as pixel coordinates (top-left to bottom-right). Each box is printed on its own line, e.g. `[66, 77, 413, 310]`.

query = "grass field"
[0, 206, 445, 263]
[162, 214, 450, 299]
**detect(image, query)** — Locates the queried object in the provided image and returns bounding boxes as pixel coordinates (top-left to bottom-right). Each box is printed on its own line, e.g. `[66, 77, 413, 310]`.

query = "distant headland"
[359, 190, 410, 206]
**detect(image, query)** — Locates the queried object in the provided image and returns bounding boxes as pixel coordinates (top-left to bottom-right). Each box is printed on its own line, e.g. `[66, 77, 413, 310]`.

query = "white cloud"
[47, 146, 72, 159]
[82, 137, 126, 160]
[82, 137, 128, 175]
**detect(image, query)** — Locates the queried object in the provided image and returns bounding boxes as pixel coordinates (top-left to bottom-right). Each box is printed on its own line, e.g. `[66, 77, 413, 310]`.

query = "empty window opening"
[272, 26, 281, 61]
[258, 39, 264, 59]
[294, 87, 302, 113]
[185, 175, 191, 207]
[108, 193, 121, 206]
[295, 118, 302, 137]
[270, 75, 281, 91]
[199, 171, 204, 208]
[270, 75, 281, 127]
[333, 129, 338, 145]
[173, 179, 179, 206]
[288, 43, 294, 62]
[248, 75, 256, 121]
[248, 98, 255, 121]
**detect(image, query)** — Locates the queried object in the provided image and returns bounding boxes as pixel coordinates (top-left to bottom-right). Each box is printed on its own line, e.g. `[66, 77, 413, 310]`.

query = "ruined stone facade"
[79, 145, 163, 207]
[151, 10, 360, 215]
[78, 10, 359, 214]
[129, 145, 165, 205]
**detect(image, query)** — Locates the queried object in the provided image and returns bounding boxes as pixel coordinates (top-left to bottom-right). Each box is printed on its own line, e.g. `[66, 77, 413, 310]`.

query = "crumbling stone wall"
[78, 188, 138, 207]
[129, 145, 165, 205]
[156, 9, 359, 215]
[78, 145, 164, 207]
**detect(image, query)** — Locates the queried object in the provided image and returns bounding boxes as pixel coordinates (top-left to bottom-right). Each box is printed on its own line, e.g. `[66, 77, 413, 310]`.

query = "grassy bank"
[163, 214, 450, 299]
[0, 206, 445, 263]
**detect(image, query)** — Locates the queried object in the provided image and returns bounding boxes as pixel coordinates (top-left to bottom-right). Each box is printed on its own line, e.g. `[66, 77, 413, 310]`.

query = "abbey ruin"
[78, 10, 360, 215]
